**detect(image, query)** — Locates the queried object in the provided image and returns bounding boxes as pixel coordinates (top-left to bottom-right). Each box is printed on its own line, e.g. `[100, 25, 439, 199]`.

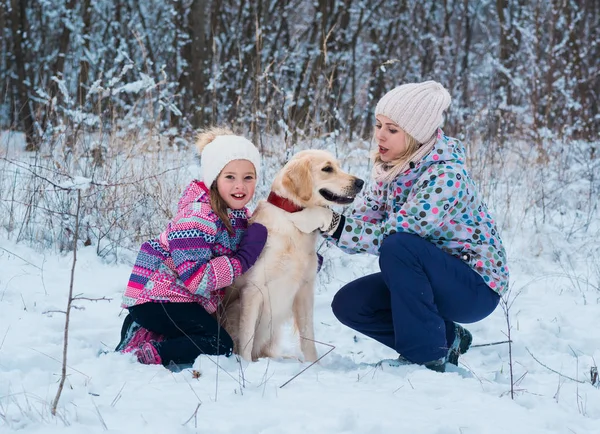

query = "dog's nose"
[354, 178, 365, 189]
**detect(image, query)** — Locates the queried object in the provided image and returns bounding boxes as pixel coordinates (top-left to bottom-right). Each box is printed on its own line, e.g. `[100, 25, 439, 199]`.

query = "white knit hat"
[199, 135, 261, 187]
[375, 80, 451, 143]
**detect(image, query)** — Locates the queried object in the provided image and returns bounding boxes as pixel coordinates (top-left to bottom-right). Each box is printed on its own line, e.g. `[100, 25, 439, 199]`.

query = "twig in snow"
[71, 295, 112, 302]
[182, 403, 201, 428]
[30, 348, 90, 380]
[525, 347, 585, 384]
[279, 338, 335, 388]
[0, 326, 10, 353]
[500, 288, 520, 400]
[42, 310, 67, 315]
[51, 189, 82, 416]
[471, 339, 513, 348]
[236, 355, 246, 394]
[92, 398, 108, 430]
[0, 247, 43, 270]
[111, 383, 127, 408]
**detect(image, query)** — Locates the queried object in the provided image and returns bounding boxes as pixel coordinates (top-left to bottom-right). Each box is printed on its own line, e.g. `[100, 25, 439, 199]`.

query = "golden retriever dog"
[219, 150, 364, 362]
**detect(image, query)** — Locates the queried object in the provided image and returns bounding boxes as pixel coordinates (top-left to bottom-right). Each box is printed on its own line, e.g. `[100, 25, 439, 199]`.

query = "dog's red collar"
[267, 192, 304, 213]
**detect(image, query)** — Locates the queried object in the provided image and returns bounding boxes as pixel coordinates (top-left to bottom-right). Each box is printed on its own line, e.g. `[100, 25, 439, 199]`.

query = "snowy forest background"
[0, 0, 598, 258]
[1, 0, 598, 148]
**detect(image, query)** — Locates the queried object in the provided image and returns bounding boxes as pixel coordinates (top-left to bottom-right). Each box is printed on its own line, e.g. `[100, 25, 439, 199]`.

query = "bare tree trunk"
[0, 0, 6, 124]
[77, 0, 92, 105]
[189, 0, 211, 128]
[460, 0, 471, 107]
[494, 0, 521, 138]
[41, 0, 77, 148]
[135, 1, 157, 73]
[420, 1, 438, 77]
[261, 0, 291, 134]
[362, 14, 401, 139]
[287, 4, 321, 142]
[251, 0, 263, 146]
[51, 0, 77, 97]
[325, 0, 352, 136]
[541, 0, 561, 136]
[9, 0, 37, 150]
[588, 0, 600, 141]
[567, 0, 594, 140]
[209, 0, 221, 124]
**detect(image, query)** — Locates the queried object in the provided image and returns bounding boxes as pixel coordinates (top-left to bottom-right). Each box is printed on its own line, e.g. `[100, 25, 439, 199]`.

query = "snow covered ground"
[1, 217, 600, 433]
[1, 129, 599, 433]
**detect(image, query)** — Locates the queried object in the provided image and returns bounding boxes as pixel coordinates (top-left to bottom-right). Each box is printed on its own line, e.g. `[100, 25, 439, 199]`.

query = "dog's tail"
[195, 127, 235, 155]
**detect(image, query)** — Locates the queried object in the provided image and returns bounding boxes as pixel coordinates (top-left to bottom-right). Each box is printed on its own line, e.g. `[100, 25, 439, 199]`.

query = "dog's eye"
[322, 166, 333, 173]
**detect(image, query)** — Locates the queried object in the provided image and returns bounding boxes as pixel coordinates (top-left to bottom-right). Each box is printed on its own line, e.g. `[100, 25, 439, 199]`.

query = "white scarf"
[371, 134, 437, 184]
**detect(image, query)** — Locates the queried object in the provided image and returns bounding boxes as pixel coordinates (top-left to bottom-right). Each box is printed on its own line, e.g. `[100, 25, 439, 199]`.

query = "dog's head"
[273, 150, 364, 208]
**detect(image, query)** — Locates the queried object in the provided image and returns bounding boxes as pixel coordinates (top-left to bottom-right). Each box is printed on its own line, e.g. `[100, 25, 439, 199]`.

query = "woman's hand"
[289, 207, 335, 233]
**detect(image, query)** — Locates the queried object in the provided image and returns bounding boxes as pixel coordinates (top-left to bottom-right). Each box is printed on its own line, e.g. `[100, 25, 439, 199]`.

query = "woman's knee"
[331, 285, 357, 325]
[331, 290, 348, 323]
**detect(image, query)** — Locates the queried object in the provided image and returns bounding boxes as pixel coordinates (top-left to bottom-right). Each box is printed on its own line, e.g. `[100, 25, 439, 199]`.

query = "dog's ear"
[282, 158, 313, 202]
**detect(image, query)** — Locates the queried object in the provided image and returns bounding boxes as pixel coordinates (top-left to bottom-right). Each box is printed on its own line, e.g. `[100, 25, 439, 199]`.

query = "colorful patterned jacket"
[329, 129, 509, 295]
[122, 180, 249, 313]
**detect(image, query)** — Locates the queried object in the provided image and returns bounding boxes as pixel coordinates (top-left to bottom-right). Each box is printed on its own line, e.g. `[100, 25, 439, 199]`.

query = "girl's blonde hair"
[209, 181, 235, 234]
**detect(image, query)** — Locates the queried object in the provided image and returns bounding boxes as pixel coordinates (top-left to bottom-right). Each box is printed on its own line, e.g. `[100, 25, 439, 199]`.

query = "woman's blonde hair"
[371, 130, 420, 169]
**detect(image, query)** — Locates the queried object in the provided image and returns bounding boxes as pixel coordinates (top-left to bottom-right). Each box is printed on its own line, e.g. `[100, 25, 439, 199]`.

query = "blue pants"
[332, 232, 500, 364]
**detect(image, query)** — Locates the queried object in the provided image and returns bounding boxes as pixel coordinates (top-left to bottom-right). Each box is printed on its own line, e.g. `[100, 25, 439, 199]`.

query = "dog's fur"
[218, 150, 363, 362]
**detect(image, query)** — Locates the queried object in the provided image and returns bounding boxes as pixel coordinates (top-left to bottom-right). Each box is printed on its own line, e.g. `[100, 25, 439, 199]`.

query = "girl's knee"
[217, 328, 234, 356]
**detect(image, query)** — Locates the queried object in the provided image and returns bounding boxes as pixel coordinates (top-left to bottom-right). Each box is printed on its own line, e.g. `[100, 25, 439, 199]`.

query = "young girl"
[115, 128, 267, 368]
[289, 81, 509, 372]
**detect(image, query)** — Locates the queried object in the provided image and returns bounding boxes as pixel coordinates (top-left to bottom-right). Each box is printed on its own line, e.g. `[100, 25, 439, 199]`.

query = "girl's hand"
[234, 223, 268, 273]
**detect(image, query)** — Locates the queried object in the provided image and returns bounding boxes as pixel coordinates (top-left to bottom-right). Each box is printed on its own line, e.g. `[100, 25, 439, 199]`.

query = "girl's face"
[375, 115, 408, 162]
[216, 159, 257, 209]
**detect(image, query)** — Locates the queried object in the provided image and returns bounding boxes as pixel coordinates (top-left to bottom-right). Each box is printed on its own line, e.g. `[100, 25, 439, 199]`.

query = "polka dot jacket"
[328, 129, 509, 295]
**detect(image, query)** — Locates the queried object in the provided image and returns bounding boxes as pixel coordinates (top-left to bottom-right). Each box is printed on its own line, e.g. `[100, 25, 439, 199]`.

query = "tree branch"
[51, 189, 82, 415]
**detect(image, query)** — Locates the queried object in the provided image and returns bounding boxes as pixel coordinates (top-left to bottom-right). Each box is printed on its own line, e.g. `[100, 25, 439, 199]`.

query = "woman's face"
[216, 159, 257, 209]
[375, 115, 408, 162]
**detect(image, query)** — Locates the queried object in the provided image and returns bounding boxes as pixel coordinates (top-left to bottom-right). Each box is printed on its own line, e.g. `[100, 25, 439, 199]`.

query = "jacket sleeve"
[349, 183, 385, 224]
[167, 207, 243, 298]
[331, 165, 467, 256]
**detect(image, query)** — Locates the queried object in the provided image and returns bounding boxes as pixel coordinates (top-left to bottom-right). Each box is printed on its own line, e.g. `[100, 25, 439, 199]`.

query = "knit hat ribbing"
[197, 133, 261, 187]
[375, 81, 451, 143]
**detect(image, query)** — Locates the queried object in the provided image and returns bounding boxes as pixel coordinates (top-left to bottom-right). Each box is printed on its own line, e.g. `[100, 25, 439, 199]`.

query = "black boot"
[446, 323, 472, 366]
[114, 314, 140, 352]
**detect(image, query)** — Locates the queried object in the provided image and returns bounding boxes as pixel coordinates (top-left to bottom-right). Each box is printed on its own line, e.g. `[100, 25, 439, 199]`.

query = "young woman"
[289, 81, 509, 372]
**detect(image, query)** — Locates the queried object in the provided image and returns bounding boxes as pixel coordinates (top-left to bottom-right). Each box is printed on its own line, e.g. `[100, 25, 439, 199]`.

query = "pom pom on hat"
[195, 128, 261, 187]
[375, 81, 451, 143]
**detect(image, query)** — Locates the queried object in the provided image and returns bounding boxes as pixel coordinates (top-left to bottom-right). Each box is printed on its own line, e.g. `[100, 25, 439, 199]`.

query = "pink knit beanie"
[375, 81, 451, 143]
